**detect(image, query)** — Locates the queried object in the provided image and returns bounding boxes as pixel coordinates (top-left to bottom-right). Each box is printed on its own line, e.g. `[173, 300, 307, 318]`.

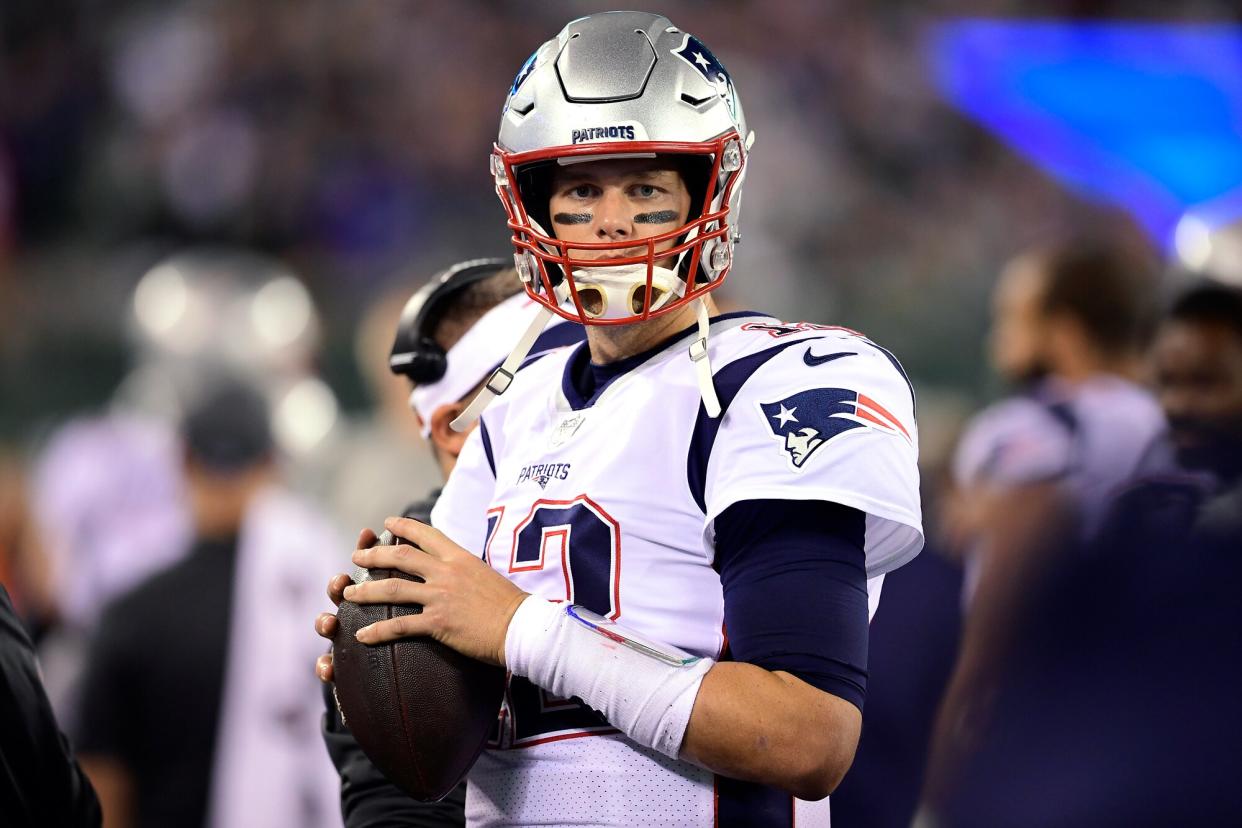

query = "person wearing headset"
[320, 258, 582, 827]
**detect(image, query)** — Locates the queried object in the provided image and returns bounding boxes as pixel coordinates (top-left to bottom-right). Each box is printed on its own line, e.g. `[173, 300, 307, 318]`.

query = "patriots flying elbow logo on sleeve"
[760, 387, 911, 469]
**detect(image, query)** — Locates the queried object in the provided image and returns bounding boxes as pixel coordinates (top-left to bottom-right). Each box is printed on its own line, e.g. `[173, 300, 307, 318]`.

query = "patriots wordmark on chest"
[516, 462, 573, 490]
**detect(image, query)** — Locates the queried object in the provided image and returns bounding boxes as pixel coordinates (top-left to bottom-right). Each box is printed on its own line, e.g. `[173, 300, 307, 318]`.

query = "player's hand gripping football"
[315, 516, 529, 678]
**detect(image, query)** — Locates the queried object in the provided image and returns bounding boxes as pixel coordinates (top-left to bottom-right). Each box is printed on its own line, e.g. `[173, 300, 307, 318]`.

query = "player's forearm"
[680, 662, 861, 801]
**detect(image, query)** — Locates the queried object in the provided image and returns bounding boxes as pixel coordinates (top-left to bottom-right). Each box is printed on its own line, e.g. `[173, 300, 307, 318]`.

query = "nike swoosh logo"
[803, 347, 857, 366]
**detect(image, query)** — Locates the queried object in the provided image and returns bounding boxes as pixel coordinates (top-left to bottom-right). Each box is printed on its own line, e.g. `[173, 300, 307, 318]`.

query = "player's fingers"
[327, 573, 352, 606]
[356, 527, 379, 550]
[382, 515, 455, 560]
[352, 541, 437, 576]
[315, 612, 338, 638]
[355, 613, 431, 644]
[342, 576, 430, 607]
[316, 652, 335, 683]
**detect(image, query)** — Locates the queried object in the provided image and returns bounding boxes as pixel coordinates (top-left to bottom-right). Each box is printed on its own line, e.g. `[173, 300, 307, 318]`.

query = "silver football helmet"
[493, 11, 751, 326]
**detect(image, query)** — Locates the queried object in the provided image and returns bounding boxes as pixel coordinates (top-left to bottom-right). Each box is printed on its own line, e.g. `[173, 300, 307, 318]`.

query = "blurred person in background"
[27, 246, 335, 726]
[75, 377, 342, 828]
[1149, 281, 1242, 522]
[2, 580, 101, 826]
[27, 415, 191, 723]
[919, 281, 1242, 827]
[319, 258, 582, 826]
[926, 239, 1163, 802]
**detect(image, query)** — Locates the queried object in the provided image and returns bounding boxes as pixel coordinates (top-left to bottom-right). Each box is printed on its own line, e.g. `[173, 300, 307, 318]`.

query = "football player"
[316, 12, 921, 825]
[925, 240, 1163, 805]
[1152, 281, 1242, 490]
[919, 285, 1242, 827]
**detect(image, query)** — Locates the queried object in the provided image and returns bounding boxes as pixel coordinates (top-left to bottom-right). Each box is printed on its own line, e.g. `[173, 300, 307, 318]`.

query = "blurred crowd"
[4, 0, 1239, 429]
[2, 1, 1242, 826]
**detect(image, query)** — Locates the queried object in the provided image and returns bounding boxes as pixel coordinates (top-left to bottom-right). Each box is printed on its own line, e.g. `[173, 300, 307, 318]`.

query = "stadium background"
[7, 0, 1238, 440]
[2, 1, 1241, 825]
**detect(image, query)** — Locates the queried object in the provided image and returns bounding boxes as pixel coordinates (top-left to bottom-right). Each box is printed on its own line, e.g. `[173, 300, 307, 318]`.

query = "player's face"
[548, 158, 692, 268]
[990, 256, 1050, 384]
[1152, 320, 1242, 478]
[785, 428, 824, 466]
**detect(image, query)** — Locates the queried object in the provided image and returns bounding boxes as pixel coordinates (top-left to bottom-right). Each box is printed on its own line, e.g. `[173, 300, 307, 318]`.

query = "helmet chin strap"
[690, 297, 721, 418]
[451, 304, 555, 432]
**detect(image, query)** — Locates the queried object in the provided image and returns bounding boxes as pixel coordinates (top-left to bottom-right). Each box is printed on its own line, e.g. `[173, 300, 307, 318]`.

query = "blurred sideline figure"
[926, 240, 1162, 802]
[28, 414, 191, 728]
[1150, 282, 1242, 502]
[29, 247, 339, 723]
[921, 282, 1242, 826]
[1, 582, 101, 826]
[319, 259, 582, 826]
[75, 377, 343, 828]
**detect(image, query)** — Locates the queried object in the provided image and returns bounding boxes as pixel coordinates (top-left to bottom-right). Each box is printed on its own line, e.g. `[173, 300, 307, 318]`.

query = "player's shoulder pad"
[687, 321, 917, 512]
[712, 319, 916, 425]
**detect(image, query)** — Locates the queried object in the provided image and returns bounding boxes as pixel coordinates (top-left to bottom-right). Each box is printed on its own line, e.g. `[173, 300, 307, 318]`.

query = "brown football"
[331, 532, 506, 802]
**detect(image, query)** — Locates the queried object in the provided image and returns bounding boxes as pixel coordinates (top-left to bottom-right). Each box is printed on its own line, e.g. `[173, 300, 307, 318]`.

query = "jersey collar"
[560, 311, 770, 411]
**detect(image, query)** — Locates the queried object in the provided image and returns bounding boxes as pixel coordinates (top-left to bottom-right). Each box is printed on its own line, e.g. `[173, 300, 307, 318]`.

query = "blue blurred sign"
[930, 20, 1242, 246]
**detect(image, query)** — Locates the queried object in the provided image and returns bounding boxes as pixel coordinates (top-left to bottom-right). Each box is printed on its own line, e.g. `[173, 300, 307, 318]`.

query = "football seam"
[387, 594, 431, 797]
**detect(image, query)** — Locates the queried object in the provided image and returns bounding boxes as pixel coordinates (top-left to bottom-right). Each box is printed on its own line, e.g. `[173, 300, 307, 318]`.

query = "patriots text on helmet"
[571, 125, 637, 145]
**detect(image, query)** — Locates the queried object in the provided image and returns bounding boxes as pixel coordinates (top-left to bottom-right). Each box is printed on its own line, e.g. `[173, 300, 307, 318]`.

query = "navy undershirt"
[564, 347, 871, 711]
[715, 498, 869, 710]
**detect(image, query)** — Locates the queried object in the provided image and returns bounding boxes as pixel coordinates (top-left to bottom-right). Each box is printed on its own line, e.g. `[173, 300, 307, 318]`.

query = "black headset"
[388, 258, 512, 384]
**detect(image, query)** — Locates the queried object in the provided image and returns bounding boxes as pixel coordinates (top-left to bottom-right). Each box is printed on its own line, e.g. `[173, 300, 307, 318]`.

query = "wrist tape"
[504, 596, 714, 759]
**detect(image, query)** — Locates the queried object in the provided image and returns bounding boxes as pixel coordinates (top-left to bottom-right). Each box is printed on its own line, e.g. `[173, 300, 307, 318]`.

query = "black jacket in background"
[0, 584, 101, 827]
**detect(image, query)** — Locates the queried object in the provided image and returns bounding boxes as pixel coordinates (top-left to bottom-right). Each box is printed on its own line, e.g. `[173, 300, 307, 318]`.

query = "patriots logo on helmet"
[671, 34, 737, 117]
[509, 49, 539, 98]
[760, 387, 911, 469]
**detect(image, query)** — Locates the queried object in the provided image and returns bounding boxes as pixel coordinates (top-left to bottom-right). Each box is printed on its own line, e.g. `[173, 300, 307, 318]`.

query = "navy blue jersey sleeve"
[713, 499, 869, 710]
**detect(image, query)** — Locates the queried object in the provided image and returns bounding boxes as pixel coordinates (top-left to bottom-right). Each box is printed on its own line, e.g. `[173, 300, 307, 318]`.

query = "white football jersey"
[431, 312, 923, 827]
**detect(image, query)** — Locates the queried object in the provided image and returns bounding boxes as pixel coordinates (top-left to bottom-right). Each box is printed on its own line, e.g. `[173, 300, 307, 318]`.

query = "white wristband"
[504, 596, 714, 759]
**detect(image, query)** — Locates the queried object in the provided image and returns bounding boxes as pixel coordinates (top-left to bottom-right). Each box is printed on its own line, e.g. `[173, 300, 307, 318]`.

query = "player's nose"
[594, 188, 631, 240]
